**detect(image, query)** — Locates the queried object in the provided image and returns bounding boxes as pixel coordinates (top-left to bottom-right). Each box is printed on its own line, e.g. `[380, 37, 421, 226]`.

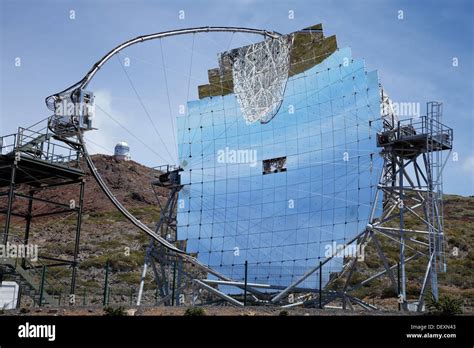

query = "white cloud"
[462, 155, 474, 175]
[84, 89, 127, 155]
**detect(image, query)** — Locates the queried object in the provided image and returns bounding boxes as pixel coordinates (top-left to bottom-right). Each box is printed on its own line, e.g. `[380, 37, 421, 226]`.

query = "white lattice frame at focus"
[222, 36, 293, 124]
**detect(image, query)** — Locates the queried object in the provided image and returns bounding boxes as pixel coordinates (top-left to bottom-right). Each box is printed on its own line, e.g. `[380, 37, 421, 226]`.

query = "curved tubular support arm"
[47, 26, 281, 102]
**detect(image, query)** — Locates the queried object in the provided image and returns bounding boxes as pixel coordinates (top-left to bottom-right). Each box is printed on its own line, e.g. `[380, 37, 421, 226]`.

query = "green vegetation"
[184, 307, 206, 316]
[425, 293, 463, 315]
[381, 287, 397, 299]
[103, 306, 126, 316]
[89, 210, 127, 222]
[128, 206, 161, 222]
[80, 250, 144, 272]
[77, 279, 101, 289]
[117, 271, 146, 285]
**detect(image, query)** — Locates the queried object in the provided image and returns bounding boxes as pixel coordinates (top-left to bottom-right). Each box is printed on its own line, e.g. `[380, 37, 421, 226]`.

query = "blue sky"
[1, 0, 473, 195]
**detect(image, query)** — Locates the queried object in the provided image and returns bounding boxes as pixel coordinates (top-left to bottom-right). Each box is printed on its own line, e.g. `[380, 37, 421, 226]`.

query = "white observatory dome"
[114, 141, 131, 161]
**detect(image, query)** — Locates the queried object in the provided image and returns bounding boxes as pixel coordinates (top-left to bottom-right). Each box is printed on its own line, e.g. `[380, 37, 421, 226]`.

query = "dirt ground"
[2, 304, 422, 316]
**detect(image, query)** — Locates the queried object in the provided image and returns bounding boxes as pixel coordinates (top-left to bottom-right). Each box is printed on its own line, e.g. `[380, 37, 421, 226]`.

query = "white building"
[0, 281, 19, 309]
[114, 141, 131, 161]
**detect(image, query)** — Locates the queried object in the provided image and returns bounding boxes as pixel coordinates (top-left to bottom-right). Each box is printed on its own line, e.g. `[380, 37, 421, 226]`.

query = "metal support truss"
[136, 166, 184, 306]
[269, 102, 453, 312]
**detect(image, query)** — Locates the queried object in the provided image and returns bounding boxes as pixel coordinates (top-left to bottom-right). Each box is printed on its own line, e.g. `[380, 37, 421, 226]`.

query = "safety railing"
[0, 117, 82, 170]
[397, 116, 453, 148]
[0, 133, 17, 155]
[377, 116, 453, 149]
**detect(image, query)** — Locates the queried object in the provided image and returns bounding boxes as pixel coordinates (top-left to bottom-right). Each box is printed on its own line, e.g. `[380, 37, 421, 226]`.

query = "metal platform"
[0, 125, 85, 188]
[0, 153, 84, 188]
[377, 115, 453, 158]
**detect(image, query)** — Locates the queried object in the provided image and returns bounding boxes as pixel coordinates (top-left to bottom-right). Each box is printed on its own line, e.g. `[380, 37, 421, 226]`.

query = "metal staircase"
[1, 255, 60, 307]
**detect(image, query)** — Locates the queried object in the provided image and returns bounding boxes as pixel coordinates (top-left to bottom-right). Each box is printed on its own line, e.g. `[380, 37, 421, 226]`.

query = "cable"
[158, 39, 178, 160]
[115, 53, 176, 164]
[93, 103, 169, 163]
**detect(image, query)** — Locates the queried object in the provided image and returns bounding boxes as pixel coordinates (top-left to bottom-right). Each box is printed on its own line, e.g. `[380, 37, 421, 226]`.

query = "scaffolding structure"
[368, 101, 452, 310]
[136, 166, 185, 306]
[0, 121, 86, 306]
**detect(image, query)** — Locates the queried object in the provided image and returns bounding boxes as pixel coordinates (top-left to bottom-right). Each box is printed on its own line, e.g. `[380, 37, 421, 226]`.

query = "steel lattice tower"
[361, 101, 453, 311]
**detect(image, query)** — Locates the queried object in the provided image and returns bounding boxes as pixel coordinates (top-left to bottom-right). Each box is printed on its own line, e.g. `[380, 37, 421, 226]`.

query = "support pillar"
[398, 159, 407, 310]
[70, 179, 85, 296]
[22, 190, 34, 269]
[3, 162, 17, 244]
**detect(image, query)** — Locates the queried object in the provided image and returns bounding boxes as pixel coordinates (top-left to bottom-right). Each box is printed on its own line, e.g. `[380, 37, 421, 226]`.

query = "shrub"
[278, 310, 289, 316]
[406, 283, 421, 298]
[364, 256, 380, 269]
[103, 306, 125, 316]
[425, 293, 463, 315]
[381, 287, 398, 299]
[184, 307, 206, 316]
